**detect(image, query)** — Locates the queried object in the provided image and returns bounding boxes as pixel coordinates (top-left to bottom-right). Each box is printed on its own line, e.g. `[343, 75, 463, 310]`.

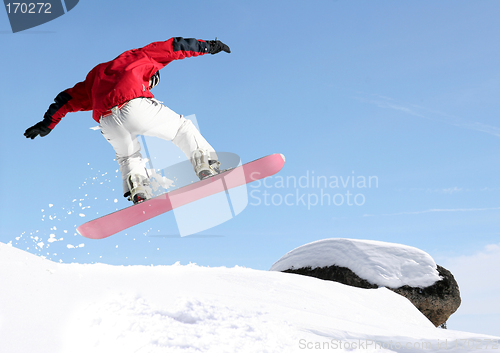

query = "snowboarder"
[24, 37, 230, 204]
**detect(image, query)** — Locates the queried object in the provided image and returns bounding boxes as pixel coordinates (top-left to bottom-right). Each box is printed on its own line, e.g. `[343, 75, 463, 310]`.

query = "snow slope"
[270, 238, 441, 288]
[0, 242, 498, 353]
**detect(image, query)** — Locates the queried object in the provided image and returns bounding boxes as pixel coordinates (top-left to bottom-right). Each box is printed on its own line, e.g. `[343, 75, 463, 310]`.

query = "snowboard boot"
[191, 149, 221, 180]
[126, 174, 152, 204]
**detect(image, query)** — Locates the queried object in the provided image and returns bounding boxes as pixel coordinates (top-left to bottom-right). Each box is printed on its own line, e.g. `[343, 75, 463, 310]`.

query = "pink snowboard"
[77, 153, 285, 239]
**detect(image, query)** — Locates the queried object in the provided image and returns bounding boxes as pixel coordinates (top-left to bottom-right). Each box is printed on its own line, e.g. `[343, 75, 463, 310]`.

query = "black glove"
[207, 40, 231, 55]
[24, 121, 51, 139]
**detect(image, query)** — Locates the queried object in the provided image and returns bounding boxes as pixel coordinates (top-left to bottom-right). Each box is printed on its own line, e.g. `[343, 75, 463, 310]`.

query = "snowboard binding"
[192, 149, 221, 180]
[126, 174, 152, 204]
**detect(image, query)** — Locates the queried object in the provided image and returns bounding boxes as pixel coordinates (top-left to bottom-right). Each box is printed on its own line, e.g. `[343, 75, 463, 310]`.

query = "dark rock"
[284, 265, 378, 289]
[389, 265, 461, 327]
[283, 264, 461, 327]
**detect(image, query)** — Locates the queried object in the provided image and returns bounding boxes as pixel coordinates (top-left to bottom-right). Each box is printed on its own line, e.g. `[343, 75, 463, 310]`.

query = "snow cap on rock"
[270, 238, 441, 288]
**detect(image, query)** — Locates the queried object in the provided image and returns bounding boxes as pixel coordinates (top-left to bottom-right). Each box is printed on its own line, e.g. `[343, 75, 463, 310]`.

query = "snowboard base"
[77, 153, 285, 239]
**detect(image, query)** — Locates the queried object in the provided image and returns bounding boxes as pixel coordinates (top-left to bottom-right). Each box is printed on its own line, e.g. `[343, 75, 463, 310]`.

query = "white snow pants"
[99, 97, 217, 196]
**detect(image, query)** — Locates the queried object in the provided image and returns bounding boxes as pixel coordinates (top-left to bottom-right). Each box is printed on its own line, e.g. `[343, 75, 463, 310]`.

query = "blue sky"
[1, 1, 499, 335]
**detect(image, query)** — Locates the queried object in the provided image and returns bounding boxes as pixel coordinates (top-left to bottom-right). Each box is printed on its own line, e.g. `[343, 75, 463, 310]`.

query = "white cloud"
[440, 187, 464, 194]
[357, 94, 500, 138]
[383, 207, 500, 216]
[480, 187, 500, 192]
[441, 243, 500, 335]
[408, 187, 465, 194]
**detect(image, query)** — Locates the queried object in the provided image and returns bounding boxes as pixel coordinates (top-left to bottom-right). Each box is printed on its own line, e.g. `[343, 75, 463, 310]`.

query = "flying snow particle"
[48, 234, 63, 243]
[67, 243, 85, 249]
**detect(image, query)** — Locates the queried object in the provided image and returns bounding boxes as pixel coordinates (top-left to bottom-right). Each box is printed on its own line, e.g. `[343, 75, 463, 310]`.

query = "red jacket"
[43, 37, 210, 129]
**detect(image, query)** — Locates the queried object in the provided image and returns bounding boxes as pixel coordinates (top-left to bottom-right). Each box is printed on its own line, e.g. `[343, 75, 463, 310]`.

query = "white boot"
[127, 174, 152, 204]
[191, 149, 221, 180]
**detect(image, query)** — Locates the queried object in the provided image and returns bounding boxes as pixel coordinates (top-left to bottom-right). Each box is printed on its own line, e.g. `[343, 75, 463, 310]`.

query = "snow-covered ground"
[270, 239, 442, 288]
[1, 242, 498, 353]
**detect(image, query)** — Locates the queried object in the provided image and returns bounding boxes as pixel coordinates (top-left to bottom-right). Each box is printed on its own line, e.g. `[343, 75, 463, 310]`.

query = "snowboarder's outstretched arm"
[140, 37, 230, 67]
[24, 80, 92, 139]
